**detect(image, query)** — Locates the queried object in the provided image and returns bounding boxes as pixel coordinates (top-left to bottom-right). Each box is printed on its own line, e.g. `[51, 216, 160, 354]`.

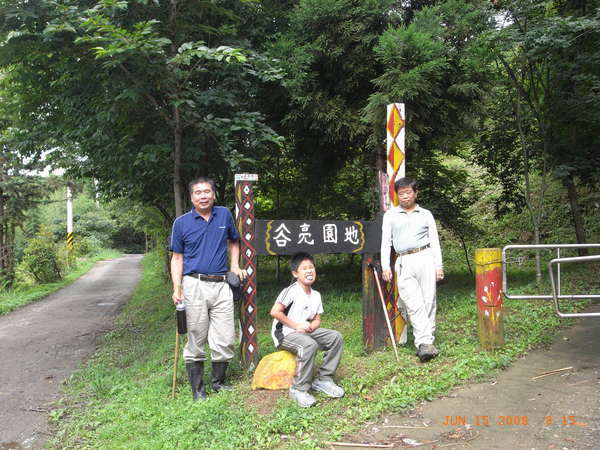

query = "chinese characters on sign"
[256, 219, 380, 255]
[272, 223, 292, 247]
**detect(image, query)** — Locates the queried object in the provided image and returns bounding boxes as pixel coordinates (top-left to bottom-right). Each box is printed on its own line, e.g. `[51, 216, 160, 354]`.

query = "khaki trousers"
[182, 276, 235, 362]
[395, 248, 437, 348]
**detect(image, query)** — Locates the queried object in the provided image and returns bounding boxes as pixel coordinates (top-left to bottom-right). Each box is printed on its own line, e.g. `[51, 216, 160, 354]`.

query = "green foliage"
[0, 125, 49, 285]
[476, 0, 600, 240]
[105, 198, 167, 253]
[366, 0, 494, 157]
[362, 0, 495, 239]
[0, 0, 283, 219]
[22, 207, 41, 238]
[262, 0, 394, 219]
[18, 227, 62, 284]
[1, 0, 594, 246]
[27, 181, 150, 255]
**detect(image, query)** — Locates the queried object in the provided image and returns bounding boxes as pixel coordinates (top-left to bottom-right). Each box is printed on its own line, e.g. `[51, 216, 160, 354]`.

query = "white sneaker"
[289, 388, 316, 408]
[311, 378, 345, 398]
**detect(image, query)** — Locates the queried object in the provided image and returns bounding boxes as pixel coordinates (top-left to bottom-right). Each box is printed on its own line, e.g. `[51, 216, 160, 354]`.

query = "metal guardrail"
[502, 244, 600, 301]
[549, 254, 600, 318]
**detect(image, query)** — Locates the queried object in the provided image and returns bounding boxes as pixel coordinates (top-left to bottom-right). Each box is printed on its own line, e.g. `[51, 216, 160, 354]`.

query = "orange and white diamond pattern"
[386, 103, 406, 207]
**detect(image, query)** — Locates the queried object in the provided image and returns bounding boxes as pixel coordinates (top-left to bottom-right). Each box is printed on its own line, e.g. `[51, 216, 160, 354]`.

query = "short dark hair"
[188, 176, 216, 195]
[290, 252, 315, 273]
[394, 176, 418, 193]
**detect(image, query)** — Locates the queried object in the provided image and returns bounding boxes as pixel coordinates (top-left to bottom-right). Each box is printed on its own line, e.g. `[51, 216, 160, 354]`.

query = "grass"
[0, 249, 122, 316]
[48, 252, 598, 449]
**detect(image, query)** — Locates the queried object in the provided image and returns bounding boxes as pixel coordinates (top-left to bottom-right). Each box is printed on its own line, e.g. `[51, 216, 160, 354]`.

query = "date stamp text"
[442, 415, 587, 427]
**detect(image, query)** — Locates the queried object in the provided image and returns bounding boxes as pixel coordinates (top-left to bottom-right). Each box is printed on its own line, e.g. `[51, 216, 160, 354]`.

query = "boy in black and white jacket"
[270, 252, 344, 408]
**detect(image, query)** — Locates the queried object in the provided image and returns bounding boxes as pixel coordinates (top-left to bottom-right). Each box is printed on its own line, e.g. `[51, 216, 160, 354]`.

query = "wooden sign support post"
[235, 174, 260, 370]
[363, 103, 408, 351]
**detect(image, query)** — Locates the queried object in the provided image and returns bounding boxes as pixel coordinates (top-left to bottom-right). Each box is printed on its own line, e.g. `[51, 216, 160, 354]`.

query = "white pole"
[66, 185, 74, 257]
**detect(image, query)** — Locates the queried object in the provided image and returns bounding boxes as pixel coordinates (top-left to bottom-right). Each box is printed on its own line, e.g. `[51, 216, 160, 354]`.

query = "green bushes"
[16, 230, 111, 287]
[18, 228, 62, 284]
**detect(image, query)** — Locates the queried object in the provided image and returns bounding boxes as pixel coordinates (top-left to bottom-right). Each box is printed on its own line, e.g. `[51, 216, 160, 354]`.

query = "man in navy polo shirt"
[170, 176, 246, 400]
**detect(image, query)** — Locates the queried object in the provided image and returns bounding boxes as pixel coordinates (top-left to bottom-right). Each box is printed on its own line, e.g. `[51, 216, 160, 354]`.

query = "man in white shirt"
[381, 177, 444, 362]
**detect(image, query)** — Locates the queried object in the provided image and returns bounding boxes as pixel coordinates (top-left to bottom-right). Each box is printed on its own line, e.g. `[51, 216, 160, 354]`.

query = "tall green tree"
[0, 0, 282, 220]
[364, 0, 494, 237]
[480, 0, 600, 265]
[262, 0, 395, 218]
[0, 116, 47, 286]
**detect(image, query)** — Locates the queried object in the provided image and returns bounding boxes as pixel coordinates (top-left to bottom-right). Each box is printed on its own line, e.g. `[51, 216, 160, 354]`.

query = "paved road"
[343, 304, 600, 449]
[0, 255, 142, 449]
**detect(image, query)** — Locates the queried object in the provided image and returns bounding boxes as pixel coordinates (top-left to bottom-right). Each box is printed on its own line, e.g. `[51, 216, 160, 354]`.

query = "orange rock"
[251, 350, 297, 390]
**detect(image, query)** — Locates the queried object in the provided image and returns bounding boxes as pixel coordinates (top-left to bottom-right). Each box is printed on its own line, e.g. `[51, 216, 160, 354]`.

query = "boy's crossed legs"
[279, 328, 344, 407]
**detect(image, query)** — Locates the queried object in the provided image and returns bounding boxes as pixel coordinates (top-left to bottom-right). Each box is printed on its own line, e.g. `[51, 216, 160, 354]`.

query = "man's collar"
[396, 204, 421, 214]
[191, 207, 215, 219]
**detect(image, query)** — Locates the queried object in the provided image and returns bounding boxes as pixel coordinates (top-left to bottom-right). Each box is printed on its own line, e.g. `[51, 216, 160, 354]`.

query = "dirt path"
[0, 255, 142, 449]
[339, 304, 600, 449]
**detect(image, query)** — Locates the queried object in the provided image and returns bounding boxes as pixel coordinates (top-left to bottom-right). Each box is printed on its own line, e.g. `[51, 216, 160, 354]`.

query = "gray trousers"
[278, 328, 343, 391]
[395, 248, 437, 348]
[182, 276, 235, 362]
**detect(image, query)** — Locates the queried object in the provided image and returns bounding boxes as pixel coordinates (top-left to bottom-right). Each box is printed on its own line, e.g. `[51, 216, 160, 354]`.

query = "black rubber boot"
[211, 361, 233, 392]
[186, 361, 207, 401]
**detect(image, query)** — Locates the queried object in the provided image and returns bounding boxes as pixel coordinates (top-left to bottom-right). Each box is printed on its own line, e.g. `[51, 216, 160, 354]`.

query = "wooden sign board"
[255, 219, 382, 256]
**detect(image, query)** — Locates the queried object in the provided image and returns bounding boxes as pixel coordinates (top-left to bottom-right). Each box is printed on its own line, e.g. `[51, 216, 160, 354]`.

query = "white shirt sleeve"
[427, 212, 443, 269]
[380, 211, 393, 271]
[276, 283, 296, 307]
[316, 291, 324, 316]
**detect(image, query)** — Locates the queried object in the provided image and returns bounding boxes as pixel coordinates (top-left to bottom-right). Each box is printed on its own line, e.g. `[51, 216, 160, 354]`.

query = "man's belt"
[396, 244, 430, 257]
[187, 273, 226, 282]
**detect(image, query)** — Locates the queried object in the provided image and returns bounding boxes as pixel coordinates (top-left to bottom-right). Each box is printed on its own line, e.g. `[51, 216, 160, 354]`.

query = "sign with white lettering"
[255, 219, 381, 255]
[234, 173, 259, 182]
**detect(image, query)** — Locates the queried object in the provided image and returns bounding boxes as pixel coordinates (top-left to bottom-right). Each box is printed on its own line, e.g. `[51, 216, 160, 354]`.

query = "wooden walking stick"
[171, 302, 187, 399]
[171, 330, 180, 399]
[369, 263, 400, 363]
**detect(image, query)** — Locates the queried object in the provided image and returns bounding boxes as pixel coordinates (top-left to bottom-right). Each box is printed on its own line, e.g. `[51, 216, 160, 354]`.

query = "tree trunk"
[564, 175, 588, 256]
[516, 100, 544, 285]
[458, 231, 473, 277]
[173, 116, 184, 218]
[170, 0, 184, 219]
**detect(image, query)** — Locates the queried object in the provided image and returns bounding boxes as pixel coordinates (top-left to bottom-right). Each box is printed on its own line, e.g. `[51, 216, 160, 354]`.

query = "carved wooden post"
[384, 103, 407, 344]
[475, 248, 504, 350]
[362, 254, 390, 351]
[363, 103, 408, 351]
[386, 103, 406, 204]
[235, 174, 259, 369]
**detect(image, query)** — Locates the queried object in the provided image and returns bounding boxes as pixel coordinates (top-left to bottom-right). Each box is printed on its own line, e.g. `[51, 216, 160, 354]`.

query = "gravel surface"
[341, 305, 600, 449]
[0, 255, 142, 449]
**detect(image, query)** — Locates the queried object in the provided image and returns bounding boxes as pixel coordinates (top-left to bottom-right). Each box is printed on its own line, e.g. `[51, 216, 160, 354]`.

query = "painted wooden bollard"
[475, 248, 504, 350]
[235, 174, 260, 370]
